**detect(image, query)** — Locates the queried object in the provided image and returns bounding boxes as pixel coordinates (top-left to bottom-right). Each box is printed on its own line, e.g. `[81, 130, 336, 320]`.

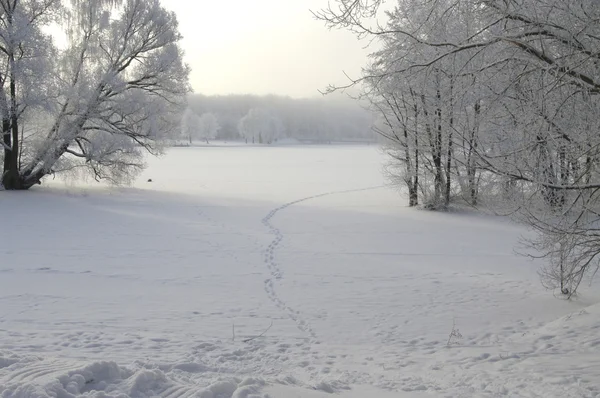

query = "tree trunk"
[2, 116, 11, 185]
[468, 100, 480, 206]
[557, 146, 567, 207]
[2, 119, 20, 189]
[1, 129, 20, 188]
[402, 118, 417, 206]
[444, 81, 454, 208]
[433, 89, 443, 207]
[413, 146, 419, 206]
[1, 65, 22, 190]
[408, 184, 418, 207]
[412, 93, 419, 207]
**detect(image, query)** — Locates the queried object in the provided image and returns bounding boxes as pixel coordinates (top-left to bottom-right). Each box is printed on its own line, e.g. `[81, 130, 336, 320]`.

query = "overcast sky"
[161, 0, 370, 98]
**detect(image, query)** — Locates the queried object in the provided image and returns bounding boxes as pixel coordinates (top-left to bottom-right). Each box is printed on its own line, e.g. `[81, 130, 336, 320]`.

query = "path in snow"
[261, 185, 386, 342]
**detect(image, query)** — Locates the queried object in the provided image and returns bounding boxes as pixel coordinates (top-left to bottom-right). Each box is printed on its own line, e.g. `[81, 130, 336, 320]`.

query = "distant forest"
[185, 94, 375, 143]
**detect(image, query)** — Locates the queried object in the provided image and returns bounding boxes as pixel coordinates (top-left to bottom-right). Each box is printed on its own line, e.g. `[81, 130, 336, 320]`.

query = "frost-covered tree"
[188, 94, 374, 142]
[197, 112, 219, 143]
[237, 110, 256, 144]
[180, 107, 201, 144]
[360, 0, 488, 209]
[238, 108, 283, 144]
[0, 0, 189, 190]
[318, 0, 600, 296]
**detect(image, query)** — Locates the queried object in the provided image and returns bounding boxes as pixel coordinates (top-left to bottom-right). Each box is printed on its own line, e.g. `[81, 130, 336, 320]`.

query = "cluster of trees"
[180, 108, 219, 144]
[186, 94, 374, 143]
[238, 108, 283, 144]
[0, 0, 189, 190]
[318, 0, 600, 296]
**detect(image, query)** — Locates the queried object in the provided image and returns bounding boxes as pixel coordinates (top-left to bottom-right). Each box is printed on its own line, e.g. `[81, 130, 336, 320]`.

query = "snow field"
[0, 146, 598, 397]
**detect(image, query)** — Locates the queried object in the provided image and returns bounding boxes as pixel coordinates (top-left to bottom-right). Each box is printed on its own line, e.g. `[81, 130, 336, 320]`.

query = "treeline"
[186, 94, 375, 143]
[318, 0, 600, 297]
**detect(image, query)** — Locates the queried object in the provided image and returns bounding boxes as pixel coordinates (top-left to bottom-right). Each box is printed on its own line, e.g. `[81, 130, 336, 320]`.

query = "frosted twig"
[243, 321, 274, 343]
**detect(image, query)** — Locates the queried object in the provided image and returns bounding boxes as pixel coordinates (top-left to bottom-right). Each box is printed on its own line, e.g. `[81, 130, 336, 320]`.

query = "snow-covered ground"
[1, 146, 598, 397]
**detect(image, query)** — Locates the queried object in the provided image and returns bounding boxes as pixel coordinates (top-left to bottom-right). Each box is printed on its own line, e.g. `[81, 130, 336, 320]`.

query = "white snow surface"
[0, 145, 599, 397]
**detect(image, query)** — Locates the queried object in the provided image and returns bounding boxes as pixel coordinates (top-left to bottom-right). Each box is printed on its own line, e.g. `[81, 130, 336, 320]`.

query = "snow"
[0, 145, 599, 397]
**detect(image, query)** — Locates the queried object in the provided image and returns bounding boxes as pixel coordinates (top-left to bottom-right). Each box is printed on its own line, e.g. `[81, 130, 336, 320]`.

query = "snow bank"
[0, 357, 270, 398]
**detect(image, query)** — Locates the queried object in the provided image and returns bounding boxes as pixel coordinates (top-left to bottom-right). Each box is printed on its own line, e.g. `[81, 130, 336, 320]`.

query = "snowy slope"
[0, 146, 598, 397]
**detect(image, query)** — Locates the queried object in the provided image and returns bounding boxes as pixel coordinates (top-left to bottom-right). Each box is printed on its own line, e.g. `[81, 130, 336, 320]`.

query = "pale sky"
[161, 0, 371, 98]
